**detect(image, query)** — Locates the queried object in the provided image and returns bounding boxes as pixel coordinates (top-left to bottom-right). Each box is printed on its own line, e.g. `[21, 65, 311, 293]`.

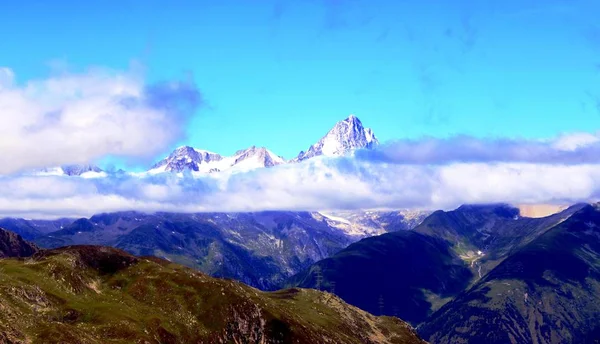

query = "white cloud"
[0, 67, 200, 174]
[0, 156, 598, 219]
[357, 133, 600, 164]
[552, 132, 600, 151]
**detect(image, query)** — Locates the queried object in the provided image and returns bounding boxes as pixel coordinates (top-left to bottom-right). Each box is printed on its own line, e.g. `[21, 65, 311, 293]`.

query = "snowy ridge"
[26, 115, 378, 177]
[149, 146, 225, 173]
[149, 145, 285, 174]
[147, 114, 378, 175]
[30, 164, 105, 178]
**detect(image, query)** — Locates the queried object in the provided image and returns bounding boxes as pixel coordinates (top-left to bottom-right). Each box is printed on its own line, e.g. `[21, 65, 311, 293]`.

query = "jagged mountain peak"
[149, 144, 285, 174]
[294, 114, 379, 162]
[150, 146, 223, 173]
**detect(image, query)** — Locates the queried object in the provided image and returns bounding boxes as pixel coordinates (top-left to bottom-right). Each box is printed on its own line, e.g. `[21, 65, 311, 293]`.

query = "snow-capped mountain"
[21, 115, 378, 177]
[149, 145, 284, 174]
[312, 209, 431, 237]
[231, 146, 285, 170]
[32, 164, 105, 178]
[293, 115, 379, 162]
[148, 114, 378, 174]
[61, 164, 104, 176]
[149, 146, 224, 173]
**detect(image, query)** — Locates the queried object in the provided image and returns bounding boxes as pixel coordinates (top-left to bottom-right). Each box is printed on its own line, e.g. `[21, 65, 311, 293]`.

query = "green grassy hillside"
[0, 244, 424, 344]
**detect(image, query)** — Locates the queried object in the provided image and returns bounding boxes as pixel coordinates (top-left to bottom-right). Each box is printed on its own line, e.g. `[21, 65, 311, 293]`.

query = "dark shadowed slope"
[287, 230, 473, 325]
[419, 204, 600, 344]
[0, 245, 425, 344]
[0, 218, 74, 241]
[0, 227, 39, 258]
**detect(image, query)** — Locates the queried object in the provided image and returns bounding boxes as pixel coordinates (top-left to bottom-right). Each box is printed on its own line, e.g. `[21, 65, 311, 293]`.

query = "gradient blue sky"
[2, 0, 600, 164]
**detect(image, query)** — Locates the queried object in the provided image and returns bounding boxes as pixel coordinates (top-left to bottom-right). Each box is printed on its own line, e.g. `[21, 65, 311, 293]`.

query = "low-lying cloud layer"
[0, 67, 201, 174]
[356, 133, 600, 164]
[1, 155, 599, 219]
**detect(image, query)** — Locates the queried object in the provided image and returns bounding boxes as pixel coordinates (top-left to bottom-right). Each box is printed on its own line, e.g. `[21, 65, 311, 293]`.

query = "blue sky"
[2, 0, 600, 165]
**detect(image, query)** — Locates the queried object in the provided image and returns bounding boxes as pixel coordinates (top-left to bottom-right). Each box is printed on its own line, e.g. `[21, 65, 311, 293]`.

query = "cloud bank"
[1, 154, 599, 219]
[1, 66, 599, 218]
[356, 133, 600, 164]
[0, 67, 201, 174]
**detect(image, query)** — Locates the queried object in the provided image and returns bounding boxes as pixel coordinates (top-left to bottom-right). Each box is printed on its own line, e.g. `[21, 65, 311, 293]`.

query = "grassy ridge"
[0, 245, 424, 344]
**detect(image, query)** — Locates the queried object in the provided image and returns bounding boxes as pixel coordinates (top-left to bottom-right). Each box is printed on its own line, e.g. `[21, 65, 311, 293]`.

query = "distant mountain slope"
[0, 245, 425, 344]
[287, 204, 581, 326]
[414, 203, 585, 278]
[32, 210, 424, 290]
[419, 204, 600, 343]
[0, 218, 74, 240]
[0, 227, 39, 258]
[34, 211, 356, 290]
[287, 230, 473, 325]
[294, 114, 379, 162]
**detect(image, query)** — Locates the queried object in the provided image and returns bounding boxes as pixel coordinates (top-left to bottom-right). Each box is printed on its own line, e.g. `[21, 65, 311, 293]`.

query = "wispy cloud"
[356, 133, 600, 164]
[0, 67, 201, 174]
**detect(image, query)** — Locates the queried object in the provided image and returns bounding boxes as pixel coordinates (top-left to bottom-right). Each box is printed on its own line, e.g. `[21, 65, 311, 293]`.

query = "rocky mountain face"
[0, 227, 39, 258]
[0, 245, 425, 343]
[25, 210, 425, 291]
[294, 115, 379, 162]
[287, 203, 592, 340]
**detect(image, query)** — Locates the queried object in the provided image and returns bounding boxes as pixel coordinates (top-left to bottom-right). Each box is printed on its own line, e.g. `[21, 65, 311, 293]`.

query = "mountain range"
[0, 210, 428, 291]
[24, 115, 378, 177]
[0, 228, 424, 344]
[287, 203, 600, 343]
[149, 114, 378, 174]
[419, 203, 600, 343]
[2, 202, 598, 342]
